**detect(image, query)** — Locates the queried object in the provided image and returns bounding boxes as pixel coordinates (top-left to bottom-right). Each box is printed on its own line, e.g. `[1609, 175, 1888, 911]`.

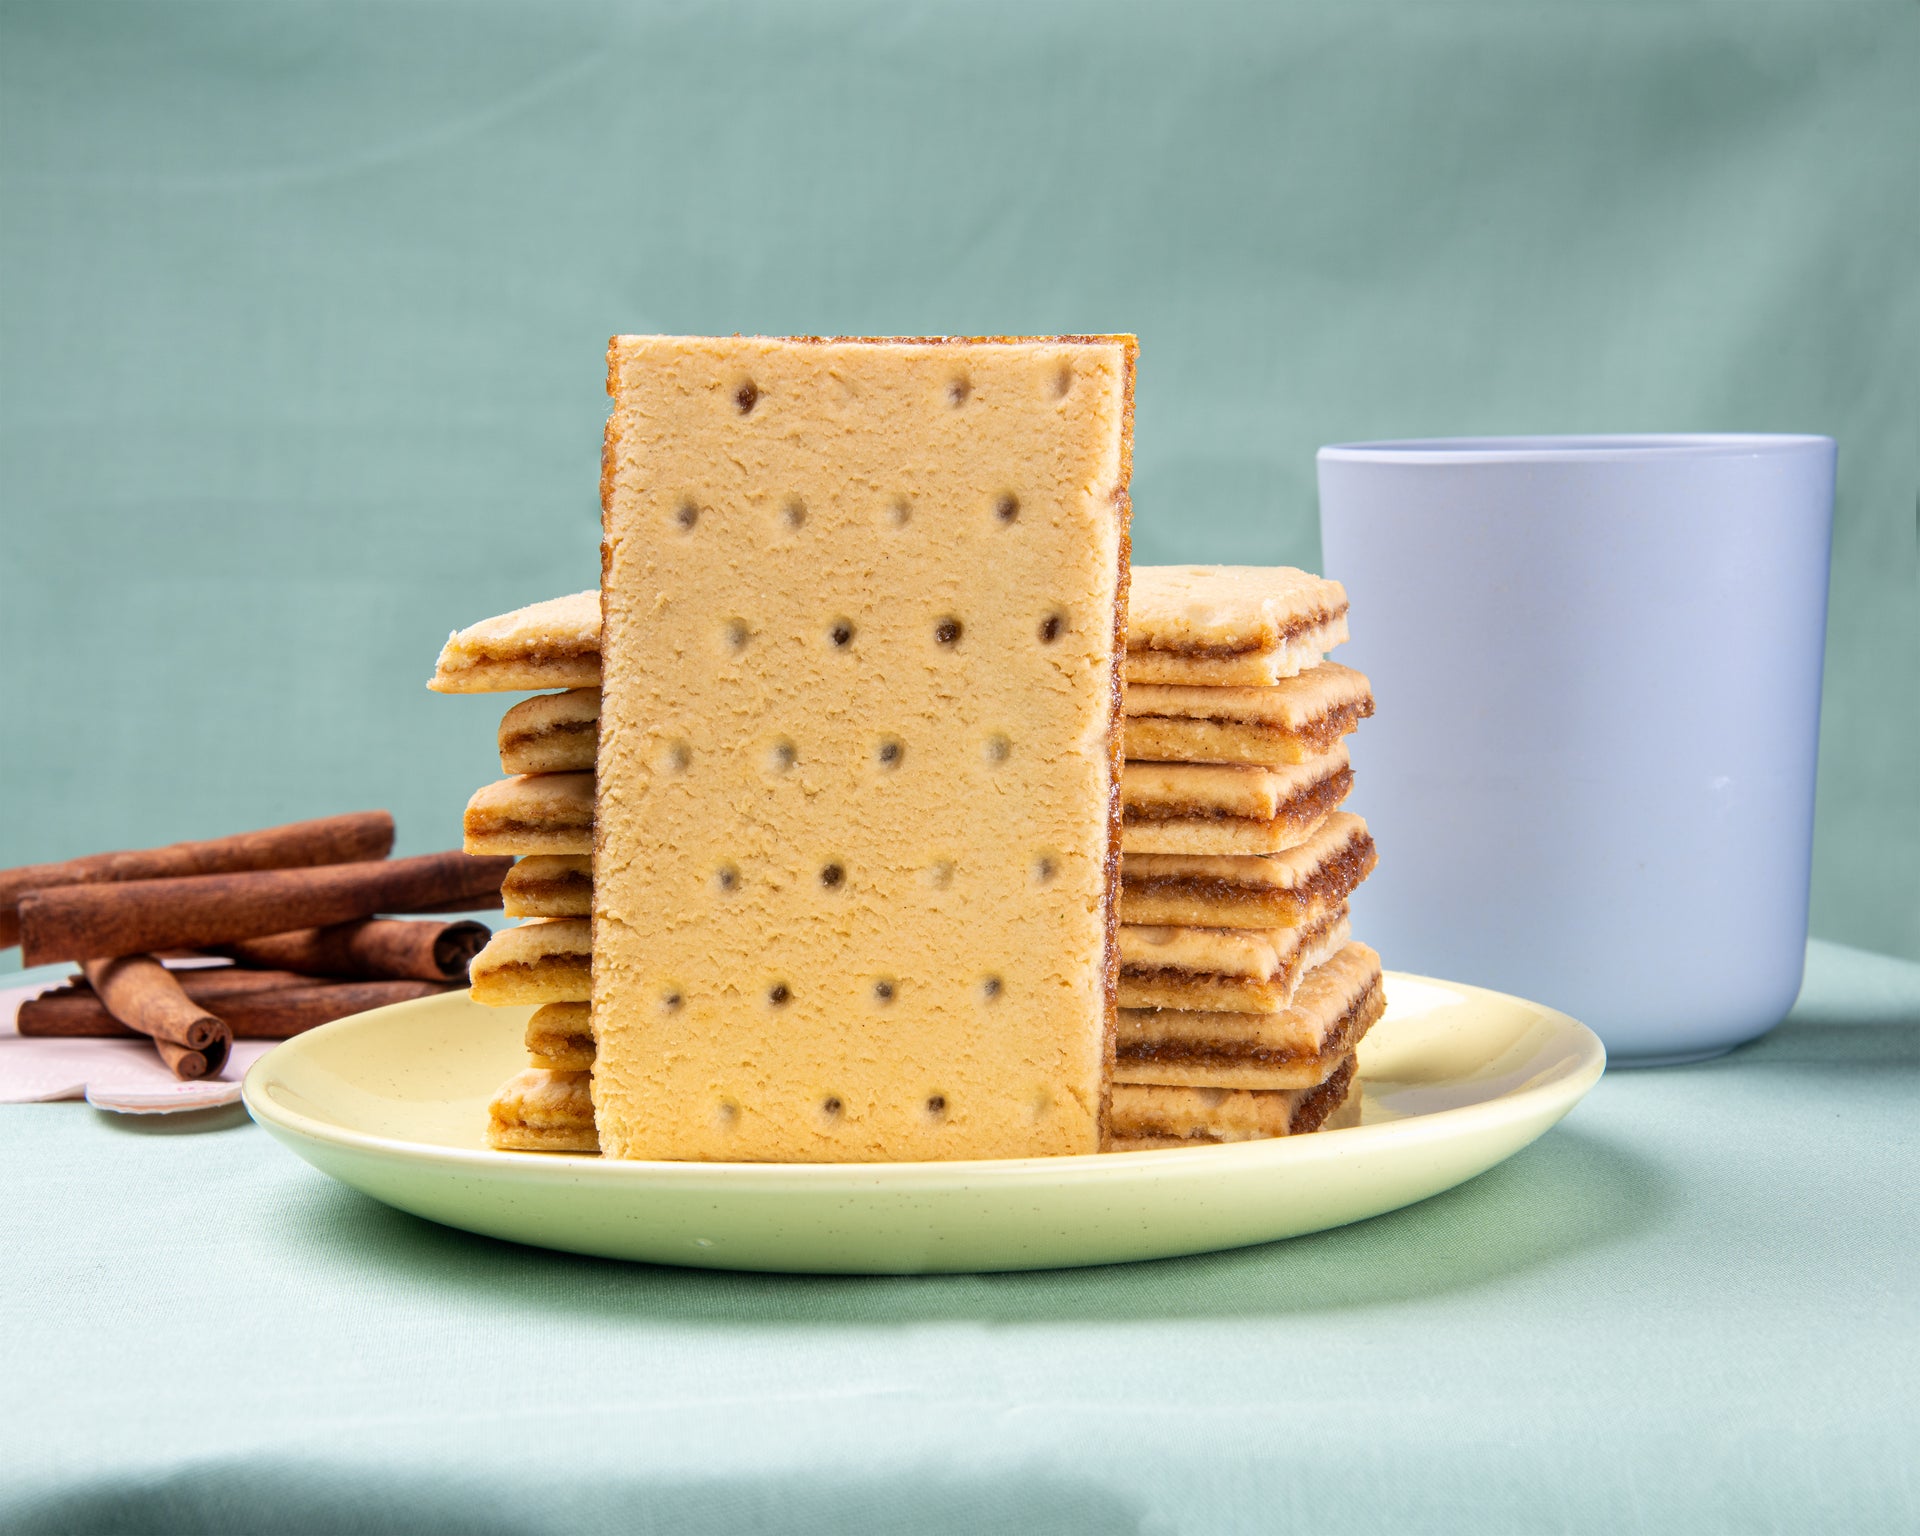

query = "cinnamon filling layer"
[1131, 609, 1345, 659]
[1118, 977, 1383, 1069]
[1287, 1056, 1357, 1135]
[1123, 766, 1352, 825]
[479, 957, 591, 985]
[467, 811, 593, 838]
[503, 718, 597, 750]
[1130, 699, 1368, 753]
[1122, 1057, 1356, 1143]
[509, 872, 594, 899]
[1120, 908, 1344, 985]
[531, 1031, 596, 1063]
[1124, 827, 1376, 906]
[497, 1108, 594, 1132]
[1123, 970, 1277, 994]
[485, 646, 598, 667]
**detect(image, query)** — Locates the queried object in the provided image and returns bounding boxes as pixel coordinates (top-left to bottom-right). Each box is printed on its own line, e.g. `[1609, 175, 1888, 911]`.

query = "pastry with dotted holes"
[594, 335, 1135, 1161]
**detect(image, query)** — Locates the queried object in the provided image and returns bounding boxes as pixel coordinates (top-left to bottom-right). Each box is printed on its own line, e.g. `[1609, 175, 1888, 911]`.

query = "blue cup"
[1318, 435, 1835, 1064]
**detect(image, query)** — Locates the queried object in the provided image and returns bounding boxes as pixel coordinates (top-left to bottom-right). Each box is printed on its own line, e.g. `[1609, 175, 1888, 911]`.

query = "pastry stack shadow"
[1114, 566, 1382, 1148]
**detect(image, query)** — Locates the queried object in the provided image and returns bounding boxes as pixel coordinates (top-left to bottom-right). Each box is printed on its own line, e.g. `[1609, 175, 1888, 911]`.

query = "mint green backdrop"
[2, 1, 1915, 959]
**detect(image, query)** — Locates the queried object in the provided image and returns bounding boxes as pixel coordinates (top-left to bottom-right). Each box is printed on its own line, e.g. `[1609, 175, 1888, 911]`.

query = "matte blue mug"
[1317, 435, 1835, 1064]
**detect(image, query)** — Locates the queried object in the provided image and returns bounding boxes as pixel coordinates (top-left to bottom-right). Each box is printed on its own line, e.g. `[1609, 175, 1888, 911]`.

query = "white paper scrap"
[0, 977, 274, 1113]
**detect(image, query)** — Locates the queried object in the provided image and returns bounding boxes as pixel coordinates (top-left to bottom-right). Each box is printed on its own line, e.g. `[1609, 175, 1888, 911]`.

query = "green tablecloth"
[2, 938, 1912, 1534]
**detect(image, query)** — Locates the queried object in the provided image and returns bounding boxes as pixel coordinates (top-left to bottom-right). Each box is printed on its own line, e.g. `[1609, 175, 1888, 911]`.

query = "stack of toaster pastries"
[428, 591, 600, 1153]
[1112, 566, 1382, 1149]
[429, 336, 1382, 1159]
[430, 564, 1381, 1156]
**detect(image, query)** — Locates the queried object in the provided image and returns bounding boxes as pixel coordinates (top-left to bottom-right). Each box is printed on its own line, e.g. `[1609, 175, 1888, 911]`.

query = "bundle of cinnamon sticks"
[3, 812, 510, 1080]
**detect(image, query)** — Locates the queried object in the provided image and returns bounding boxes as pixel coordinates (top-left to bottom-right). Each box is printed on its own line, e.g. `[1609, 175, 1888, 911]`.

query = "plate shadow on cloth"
[271, 1124, 1670, 1325]
[3, 1460, 1157, 1536]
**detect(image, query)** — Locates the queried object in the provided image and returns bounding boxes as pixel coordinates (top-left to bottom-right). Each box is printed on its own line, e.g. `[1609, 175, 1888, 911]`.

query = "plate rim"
[241, 968, 1606, 1186]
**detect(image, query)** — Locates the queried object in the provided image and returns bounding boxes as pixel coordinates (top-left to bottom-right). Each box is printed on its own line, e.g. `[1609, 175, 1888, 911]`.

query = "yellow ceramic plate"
[243, 972, 1603, 1273]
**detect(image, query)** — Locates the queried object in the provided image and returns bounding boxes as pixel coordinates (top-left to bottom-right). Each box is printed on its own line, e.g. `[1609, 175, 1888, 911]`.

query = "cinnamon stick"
[211, 918, 490, 982]
[39, 966, 318, 1003]
[80, 957, 232, 1080]
[167, 966, 315, 999]
[152, 1038, 219, 1080]
[0, 812, 395, 950]
[388, 890, 505, 914]
[17, 851, 512, 966]
[16, 978, 456, 1041]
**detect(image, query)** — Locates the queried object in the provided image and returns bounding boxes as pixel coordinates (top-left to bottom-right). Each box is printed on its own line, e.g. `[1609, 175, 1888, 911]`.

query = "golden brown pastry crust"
[1106, 1055, 1356, 1150]
[525, 1001, 595, 1071]
[1118, 909, 1349, 1013]
[499, 689, 601, 775]
[469, 919, 592, 1005]
[594, 335, 1133, 1161]
[501, 855, 593, 918]
[463, 774, 594, 857]
[1120, 812, 1375, 927]
[1120, 748, 1354, 854]
[1114, 944, 1385, 1091]
[486, 1067, 599, 1153]
[430, 593, 603, 694]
